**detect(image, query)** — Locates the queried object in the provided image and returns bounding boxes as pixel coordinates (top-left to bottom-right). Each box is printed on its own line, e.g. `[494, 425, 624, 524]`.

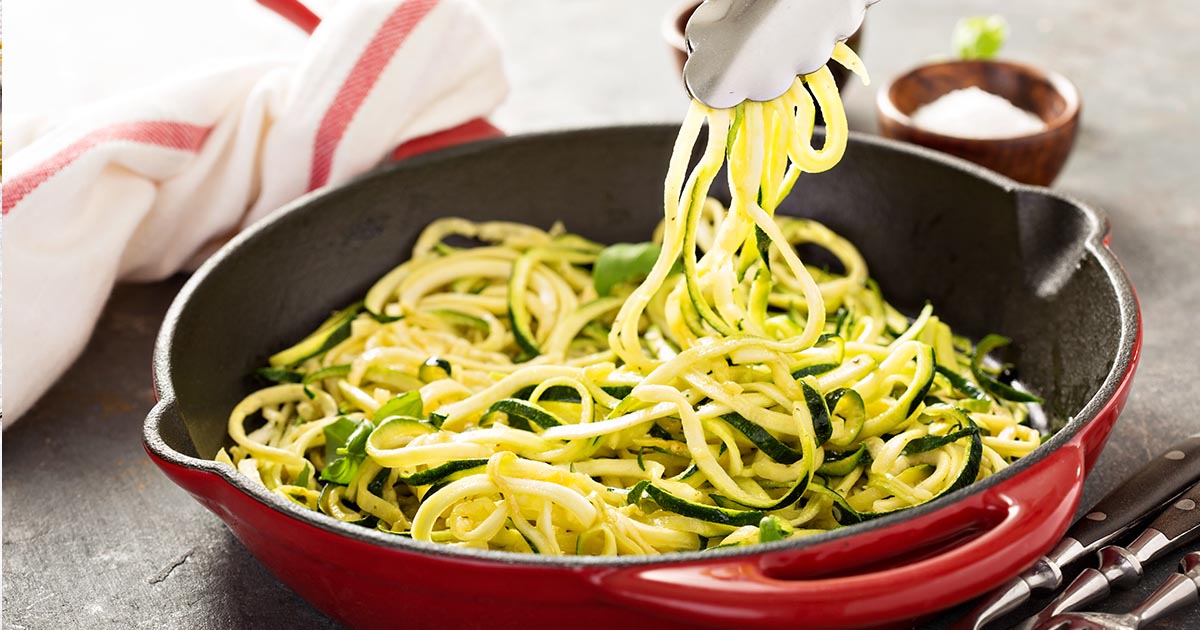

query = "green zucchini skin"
[318, 484, 372, 525]
[269, 302, 363, 368]
[256, 367, 303, 384]
[512, 384, 633, 403]
[721, 413, 803, 465]
[934, 365, 992, 412]
[859, 343, 937, 438]
[227, 155, 1047, 556]
[825, 388, 866, 449]
[304, 364, 351, 384]
[508, 252, 542, 359]
[486, 399, 564, 431]
[419, 357, 453, 382]
[903, 424, 980, 455]
[818, 444, 868, 477]
[791, 363, 839, 378]
[400, 459, 490, 486]
[714, 475, 812, 512]
[800, 380, 834, 446]
[367, 469, 390, 495]
[642, 484, 765, 527]
[819, 418, 983, 526]
[971, 335, 1044, 403]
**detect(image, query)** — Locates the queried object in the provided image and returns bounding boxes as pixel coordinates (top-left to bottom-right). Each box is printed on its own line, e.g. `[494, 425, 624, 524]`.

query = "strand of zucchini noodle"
[220, 43, 1042, 554]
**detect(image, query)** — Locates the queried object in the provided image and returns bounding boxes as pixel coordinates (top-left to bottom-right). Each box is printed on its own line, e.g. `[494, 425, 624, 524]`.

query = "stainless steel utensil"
[1018, 480, 1200, 630]
[955, 435, 1200, 630]
[1036, 552, 1200, 630]
[682, 0, 878, 108]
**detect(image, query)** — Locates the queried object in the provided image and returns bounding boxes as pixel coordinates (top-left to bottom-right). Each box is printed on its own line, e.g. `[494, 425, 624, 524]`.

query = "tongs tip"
[682, 0, 875, 108]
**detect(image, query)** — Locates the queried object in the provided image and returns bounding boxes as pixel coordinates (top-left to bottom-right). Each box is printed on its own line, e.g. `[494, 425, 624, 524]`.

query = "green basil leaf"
[323, 417, 360, 463]
[593, 242, 661, 296]
[293, 463, 312, 488]
[321, 457, 357, 485]
[953, 15, 1008, 60]
[374, 391, 424, 423]
[321, 417, 374, 484]
[343, 422, 373, 459]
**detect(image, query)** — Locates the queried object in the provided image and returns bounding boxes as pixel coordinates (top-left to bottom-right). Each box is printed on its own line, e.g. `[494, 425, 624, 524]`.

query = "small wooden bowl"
[663, 0, 864, 92]
[876, 60, 1081, 186]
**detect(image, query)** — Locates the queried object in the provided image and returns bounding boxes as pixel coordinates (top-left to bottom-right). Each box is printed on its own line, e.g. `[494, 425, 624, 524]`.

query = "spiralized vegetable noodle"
[221, 44, 1043, 554]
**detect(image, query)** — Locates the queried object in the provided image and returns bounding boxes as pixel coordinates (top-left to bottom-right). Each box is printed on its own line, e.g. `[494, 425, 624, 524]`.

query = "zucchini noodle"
[220, 44, 1044, 554]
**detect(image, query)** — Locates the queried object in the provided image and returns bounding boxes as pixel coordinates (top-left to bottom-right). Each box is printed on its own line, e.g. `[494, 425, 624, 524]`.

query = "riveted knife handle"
[1069, 435, 1200, 553]
[1146, 480, 1200, 544]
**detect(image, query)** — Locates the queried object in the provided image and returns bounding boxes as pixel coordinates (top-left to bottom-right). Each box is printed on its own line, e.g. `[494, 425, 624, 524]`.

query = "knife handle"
[1069, 435, 1200, 553]
[1146, 480, 1200, 545]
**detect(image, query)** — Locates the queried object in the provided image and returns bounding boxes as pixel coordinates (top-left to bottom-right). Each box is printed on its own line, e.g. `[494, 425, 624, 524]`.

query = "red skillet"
[143, 121, 1139, 628]
[144, 2, 1141, 628]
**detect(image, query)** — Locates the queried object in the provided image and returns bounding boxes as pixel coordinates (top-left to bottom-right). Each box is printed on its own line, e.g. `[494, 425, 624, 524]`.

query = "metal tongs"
[682, 0, 879, 108]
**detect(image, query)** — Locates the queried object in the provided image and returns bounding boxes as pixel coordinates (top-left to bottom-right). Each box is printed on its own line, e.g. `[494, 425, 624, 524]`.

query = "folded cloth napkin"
[1, 0, 508, 426]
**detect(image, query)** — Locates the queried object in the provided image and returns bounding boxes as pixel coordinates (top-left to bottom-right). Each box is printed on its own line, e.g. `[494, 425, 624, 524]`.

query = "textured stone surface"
[4, 1, 1199, 628]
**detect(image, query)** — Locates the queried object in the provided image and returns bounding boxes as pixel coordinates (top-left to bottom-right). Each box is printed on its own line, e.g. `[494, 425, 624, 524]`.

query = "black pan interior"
[157, 126, 1124, 471]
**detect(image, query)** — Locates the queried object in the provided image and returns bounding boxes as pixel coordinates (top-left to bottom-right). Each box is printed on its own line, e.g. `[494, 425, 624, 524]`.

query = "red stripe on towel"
[308, 0, 440, 191]
[3, 121, 212, 215]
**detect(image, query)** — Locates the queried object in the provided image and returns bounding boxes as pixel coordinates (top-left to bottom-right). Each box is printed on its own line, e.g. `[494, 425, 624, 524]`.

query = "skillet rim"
[144, 124, 1141, 568]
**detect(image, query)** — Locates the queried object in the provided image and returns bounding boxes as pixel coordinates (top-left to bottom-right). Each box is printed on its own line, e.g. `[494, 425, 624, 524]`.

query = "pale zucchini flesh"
[223, 47, 1042, 555]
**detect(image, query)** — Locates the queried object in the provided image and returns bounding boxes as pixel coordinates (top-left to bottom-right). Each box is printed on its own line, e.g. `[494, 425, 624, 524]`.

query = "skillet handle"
[388, 118, 505, 162]
[595, 444, 1086, 629]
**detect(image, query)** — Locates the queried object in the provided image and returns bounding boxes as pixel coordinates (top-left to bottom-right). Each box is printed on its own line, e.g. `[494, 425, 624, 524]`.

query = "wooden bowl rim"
[876, 59, 1081, 143]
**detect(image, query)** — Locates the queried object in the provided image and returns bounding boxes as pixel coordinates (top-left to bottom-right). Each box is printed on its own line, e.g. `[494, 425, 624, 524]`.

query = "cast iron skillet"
[144, 126, 1140, 630]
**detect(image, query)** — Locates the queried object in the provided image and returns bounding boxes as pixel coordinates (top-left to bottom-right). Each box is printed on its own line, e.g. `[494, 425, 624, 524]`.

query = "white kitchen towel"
[1, 0, 508, 425]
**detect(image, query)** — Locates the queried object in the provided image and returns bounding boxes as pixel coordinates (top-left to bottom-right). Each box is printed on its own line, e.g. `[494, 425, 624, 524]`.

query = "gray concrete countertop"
[4, 1, 1199, 628]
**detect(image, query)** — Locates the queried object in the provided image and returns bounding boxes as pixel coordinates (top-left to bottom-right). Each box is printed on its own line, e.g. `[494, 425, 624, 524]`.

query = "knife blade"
[953, 434, 1200, 630]
[1021, 478, 1200, 630]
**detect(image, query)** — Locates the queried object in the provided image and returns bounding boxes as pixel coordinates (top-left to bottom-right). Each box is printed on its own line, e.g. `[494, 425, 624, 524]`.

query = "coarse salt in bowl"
[875, 59, 1081, 186]
[910, 86, 1046, 139]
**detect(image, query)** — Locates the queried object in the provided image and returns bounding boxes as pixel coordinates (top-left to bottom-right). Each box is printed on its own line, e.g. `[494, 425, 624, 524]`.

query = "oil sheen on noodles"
[220, 44, 1043, 555]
